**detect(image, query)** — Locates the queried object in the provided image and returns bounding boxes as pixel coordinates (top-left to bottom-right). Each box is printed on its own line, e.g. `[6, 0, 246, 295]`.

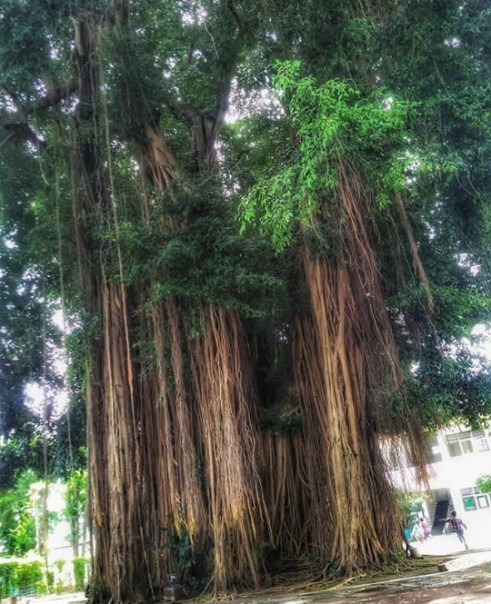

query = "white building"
[389, 425, 491, 534]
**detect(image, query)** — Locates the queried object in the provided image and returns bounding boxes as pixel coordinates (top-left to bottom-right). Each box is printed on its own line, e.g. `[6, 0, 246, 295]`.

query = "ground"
[223, 534, 491, 604]
[21, 533, 491, 604]
[220, 557, 491, 604]
[311, 563, 491, 603]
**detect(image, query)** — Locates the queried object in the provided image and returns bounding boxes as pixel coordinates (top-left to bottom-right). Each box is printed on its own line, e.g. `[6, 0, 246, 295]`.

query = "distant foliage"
[476, 475, 491, 494]
[0, 561, 44, 598]
[0, 471, 38, 556]
[73, 557, 89, 591]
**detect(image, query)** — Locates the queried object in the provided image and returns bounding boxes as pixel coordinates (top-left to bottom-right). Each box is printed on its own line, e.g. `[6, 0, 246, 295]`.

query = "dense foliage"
[0, 560, 44, 598]
[0, 471, 37, 556]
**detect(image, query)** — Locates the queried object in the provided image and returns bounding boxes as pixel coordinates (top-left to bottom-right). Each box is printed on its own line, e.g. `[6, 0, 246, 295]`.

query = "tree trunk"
[191, 306, 266, 592]
[70, 1, 267, 597]
[70, 13, 149, 601]
[262, 429, 309, 557]
[127, 62, 267, 595]
[291, 161, 405, 574]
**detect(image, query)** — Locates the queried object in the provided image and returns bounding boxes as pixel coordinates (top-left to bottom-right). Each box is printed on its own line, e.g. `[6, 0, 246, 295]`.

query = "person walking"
[411, 518, 424, 543]
[421, 516, 431, 540]
[443, 510, 469, 550]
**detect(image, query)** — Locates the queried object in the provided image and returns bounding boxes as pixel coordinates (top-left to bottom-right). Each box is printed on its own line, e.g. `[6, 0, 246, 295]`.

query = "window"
[461, 486, 489, 511]
[410, 434, 443, 465]
[446, 429, 489, 457]
[477, 495, 490, 509]
[425, 434, 443, 463]
[474, 435, 489, 452]
[463, 496, 477, 511]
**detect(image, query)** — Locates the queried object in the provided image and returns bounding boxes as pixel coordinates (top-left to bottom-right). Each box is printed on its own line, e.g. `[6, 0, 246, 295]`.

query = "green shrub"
[53, 559, 66, 594]
[17, 561, 43, 594]
[73, 557, 88, 590]
[476, 475, 491, 493]
[0, 562, 17, 598]
[0, 561, 44, 598]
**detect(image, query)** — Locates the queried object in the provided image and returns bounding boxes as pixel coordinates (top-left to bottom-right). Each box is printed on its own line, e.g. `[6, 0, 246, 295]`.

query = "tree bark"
[70, 12, 148, 601]
[291, 162, 405, 574]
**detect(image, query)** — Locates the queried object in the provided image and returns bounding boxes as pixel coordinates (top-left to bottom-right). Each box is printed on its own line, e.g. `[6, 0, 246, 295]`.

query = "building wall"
[388, 425, 491, 531]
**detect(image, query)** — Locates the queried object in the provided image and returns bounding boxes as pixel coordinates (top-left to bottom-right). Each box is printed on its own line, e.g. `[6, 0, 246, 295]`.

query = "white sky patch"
[61, 95, 79, 115]
[444, 37, 461, 48]
[22, 306, 74, 420]
[192, 49, 205, 60]
[34, 79, 48, 97]
[52, 308, 68, 332]
[225, 79, 284, 124]
[163, 57, 177, 79]
[4, 237, 16, 249]
[24, 382, 47, 419]
[180, 5, 207, 26]
[457, 252, 480, 276]
[0, 95, 18, 113]
[423, 219, 436, 240]
[383, 96, 394, 110]
[24, 381, 68, 423]
[472, 324, 491, 362]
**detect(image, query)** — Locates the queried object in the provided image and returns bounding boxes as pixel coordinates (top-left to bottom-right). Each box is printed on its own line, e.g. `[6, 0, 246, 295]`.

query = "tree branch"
[113, 0, 129, 28]
[211, 0, 248, 122]
[24, 81, 77, 117]
[1, 122, 46, 150]
[226, 0, 245, 37]
[1, 80, 76, 149]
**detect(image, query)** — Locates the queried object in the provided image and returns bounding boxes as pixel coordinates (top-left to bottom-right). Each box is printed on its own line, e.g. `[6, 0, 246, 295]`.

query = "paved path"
[417, 535, 483, 555]
[20, 539, 491, 604]
[226, 544, 491, 604]
[228, 562, 491, 603]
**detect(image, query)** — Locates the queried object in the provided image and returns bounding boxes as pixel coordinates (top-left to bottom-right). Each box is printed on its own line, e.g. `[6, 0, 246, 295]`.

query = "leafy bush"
[0, 561, 44, 598]
[0, 563, 17, 598]
[46, 570, 54, 592]
[163, 515, 210, 591]
[73, 557, 89, 590]
[476, 475, 491, 494]
[53, 560, 65, 594]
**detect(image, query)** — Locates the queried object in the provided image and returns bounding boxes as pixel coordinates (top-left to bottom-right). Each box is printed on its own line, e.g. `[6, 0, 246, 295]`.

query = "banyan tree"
[1, 0, 490, 601]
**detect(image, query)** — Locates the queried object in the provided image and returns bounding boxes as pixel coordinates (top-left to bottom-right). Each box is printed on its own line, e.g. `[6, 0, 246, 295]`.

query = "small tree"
[476, 475, 491, 494]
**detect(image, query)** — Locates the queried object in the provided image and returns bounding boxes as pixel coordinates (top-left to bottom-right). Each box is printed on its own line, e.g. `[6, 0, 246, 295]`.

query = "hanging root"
[289, 158, 427, 574]
[396, 193, 433, 310]
[191, 305, 267, 593]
